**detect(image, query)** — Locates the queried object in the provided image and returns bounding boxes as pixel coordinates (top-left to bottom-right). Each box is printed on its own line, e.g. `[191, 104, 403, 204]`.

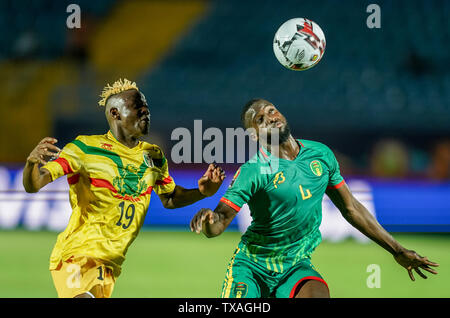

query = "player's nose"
[267, 115, 279, 126]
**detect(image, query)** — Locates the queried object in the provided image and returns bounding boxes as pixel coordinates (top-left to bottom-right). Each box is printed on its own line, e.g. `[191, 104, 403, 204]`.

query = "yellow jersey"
[42, 131, 176, 276]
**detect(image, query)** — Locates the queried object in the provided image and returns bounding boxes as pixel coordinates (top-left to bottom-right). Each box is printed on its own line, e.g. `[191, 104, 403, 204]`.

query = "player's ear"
[110, 108, 121, 120]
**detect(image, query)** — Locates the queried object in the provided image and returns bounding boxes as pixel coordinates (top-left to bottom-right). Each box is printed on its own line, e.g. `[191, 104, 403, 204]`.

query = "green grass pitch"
[0, 230, 448, 298]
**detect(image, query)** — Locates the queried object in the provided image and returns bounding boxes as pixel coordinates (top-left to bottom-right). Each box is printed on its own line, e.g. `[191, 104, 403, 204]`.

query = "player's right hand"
[190, 208, 219, 234]
[27, 137, 61, 165]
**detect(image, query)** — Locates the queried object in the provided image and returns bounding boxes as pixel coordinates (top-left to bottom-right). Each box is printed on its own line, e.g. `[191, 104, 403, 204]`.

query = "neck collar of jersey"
[258, 139, 303, 162]
[106, 130, 143, 151]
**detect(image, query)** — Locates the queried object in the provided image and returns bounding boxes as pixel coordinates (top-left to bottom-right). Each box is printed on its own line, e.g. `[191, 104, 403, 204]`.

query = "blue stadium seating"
[137, 0, 449, 140]
[1, 0, 448, 159]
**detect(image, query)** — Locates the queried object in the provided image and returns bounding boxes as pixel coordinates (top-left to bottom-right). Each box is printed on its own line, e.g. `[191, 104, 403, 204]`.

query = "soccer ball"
[273, 18, 326, 71]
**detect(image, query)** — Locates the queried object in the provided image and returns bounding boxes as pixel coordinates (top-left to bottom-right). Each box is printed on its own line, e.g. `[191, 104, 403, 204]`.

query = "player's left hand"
[198, 164, 226, 197]
[394, 249, 439, 281]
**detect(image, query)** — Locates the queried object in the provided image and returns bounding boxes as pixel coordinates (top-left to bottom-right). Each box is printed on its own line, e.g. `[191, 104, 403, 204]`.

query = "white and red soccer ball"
[273, 18, 326, 71]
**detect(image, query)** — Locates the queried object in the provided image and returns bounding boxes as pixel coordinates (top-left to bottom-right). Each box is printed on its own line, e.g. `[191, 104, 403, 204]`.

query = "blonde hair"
[98, 78, 139, 106]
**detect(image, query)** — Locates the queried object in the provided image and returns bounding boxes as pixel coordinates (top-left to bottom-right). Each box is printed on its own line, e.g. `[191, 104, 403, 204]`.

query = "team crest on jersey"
[310, 160, 323, 176]
[143, 153, 154, 168]
[233, 282, 248, 298]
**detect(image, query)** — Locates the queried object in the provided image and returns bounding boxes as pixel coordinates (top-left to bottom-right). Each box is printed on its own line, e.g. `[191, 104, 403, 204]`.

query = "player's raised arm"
[158, 164, 225, 209]
[326, 183, 439, 281]
[23, 137, 60, 193]
[190, 159, 260, 237]
[190, 201, 238, 238]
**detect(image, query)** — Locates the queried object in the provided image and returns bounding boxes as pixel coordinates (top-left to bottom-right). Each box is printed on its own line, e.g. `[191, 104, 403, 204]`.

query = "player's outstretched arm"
[158, 164, 225, 209]
[326, 183, 439, 281]
[23, 137, 60, 193]
[190, 202, 237, 238]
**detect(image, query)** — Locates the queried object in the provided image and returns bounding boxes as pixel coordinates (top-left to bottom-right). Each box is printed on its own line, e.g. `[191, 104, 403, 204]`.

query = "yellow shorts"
[50, 255, 115, 298]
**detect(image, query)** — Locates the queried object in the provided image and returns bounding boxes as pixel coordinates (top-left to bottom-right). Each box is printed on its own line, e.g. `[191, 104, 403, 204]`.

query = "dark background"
[0, 0, 449, 180]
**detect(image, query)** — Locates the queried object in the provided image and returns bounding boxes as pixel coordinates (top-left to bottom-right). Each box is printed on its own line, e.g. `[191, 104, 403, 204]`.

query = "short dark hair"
[241, 98, 265, 128]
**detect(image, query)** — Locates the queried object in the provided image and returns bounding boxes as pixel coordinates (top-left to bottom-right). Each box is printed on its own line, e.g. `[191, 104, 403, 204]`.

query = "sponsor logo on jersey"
[101, 143, 113, 151]
[310, 160, 323, 177]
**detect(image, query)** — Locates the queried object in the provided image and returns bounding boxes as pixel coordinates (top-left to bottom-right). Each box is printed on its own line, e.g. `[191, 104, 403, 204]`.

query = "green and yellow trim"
[221, 247, 240, 298]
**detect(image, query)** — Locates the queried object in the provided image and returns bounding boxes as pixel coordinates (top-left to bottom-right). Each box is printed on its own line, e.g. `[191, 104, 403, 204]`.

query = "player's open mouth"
[269, 121, 284, 129]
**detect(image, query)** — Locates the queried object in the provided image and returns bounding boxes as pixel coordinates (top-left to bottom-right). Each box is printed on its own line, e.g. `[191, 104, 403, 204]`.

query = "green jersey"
[221, 139, 345, 268]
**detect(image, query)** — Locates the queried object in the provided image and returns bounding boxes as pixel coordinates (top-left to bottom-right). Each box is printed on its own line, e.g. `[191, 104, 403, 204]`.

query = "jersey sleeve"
[220, 164, 261, 212]
[41, 137, 84, 181]
[153, 152, 176, 195]
[325, 146, 345, 189]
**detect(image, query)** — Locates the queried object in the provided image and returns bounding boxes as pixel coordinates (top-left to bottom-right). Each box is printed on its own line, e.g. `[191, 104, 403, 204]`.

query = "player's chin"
[264, 127, 290, 144]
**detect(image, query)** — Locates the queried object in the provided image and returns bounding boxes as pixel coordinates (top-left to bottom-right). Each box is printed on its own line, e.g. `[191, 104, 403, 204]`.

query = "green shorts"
[220, 245, 328, 298]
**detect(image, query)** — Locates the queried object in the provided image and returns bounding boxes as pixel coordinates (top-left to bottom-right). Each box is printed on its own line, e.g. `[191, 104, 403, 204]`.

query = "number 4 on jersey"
[299, 185, 312, 200]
